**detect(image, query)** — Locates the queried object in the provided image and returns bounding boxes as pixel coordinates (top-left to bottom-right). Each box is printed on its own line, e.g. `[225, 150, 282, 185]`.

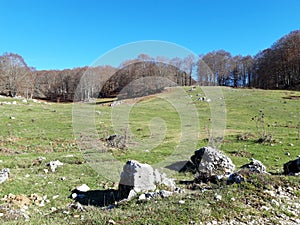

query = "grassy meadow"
[0, 87, 299, 224]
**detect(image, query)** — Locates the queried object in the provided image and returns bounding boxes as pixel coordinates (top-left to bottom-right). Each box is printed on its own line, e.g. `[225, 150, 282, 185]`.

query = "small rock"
[241, 158, 267, 173]
[289, 143, 294, 147]
[39, 200, 45, 207]
[10, 116, 15, 120]
[46, 160, 63, 172]
[285, 152, 291, 156]
[0, 168, 10, 184]
[71, 193, 77, 199]
[43, 169, 49, 174]
[25, 174, 30, 178]
[75, 184, 90, 192]
[108, 219, 116, 225]
[260, 206, 269, 211]
[214, 194, 222, 201]
[138, 194, 146, 200]
[145, 192, 159, 199]
[159, 190, 173, 198]
[127, 189, 137, 200]
[271, 199, 280, 207]
[52, 195, 59, 200]
[69, 202, 84, 211]
[286, 186, 293, 192]
[227, 173, 245, 184]
[61, 177, 66, 181]
[178, 200, 185, 204]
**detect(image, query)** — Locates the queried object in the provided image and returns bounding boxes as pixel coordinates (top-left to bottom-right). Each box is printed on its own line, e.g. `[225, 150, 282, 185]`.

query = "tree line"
[0, 30, 299, 101]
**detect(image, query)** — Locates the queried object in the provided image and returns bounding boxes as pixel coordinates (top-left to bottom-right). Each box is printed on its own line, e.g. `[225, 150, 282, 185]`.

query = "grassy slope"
[0, 87, 299, 224]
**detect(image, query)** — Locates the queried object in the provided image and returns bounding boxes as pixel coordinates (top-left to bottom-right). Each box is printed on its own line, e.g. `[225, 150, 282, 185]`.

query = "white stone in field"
[75, 184, 90, 192]
[0, 168, 10, 184]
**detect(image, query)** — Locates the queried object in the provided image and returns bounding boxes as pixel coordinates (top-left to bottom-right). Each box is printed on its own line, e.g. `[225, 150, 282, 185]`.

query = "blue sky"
[0, 0, 299, 70]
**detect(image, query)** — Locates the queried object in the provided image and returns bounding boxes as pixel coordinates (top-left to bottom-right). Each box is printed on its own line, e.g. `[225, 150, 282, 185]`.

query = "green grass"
[0, 87, 299, 224]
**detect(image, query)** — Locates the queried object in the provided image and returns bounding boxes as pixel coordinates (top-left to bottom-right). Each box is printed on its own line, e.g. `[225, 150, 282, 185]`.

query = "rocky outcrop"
[189, 147, 235, 182]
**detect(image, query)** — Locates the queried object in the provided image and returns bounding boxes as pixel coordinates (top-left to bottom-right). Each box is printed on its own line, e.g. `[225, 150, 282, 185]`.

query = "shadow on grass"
[71, 189, 122, 207]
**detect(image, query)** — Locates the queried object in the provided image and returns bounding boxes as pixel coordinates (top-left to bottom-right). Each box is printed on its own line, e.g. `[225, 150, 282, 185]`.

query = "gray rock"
[127, 189, 137, 200]
[145, 192, 159, 199]
[138, 194, 146, 200]
[46, 160, 63, 172]
[119, 160, 156, 192]
[75, 184, 90, 192]
[118, 160, 176, 199]
[283, 157, 300, 175]
[241, 158, 267, 173]
[227, 173, 245, 184]
[214, 194, 222, 201]
[0, 168, 10, 184]
[191, 146, 235, 182]
[159, 190, 173, 198]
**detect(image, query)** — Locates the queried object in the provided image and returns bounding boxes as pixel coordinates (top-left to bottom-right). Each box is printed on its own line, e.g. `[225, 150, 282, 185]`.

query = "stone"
[283, 157, 300, 175]
[127, 189, 138, 200]
[0, 168, 10, 184]
[241, 158, 267, 173]
[159, 190, 173, 198]
[74, 184, 90, 192]
[46, 160, 63, 172]
[118, 160, 176, 199]
[145, 192, 159, 199]
[108, 219, 116, 225]
[214, 194, 222, 201]
[71, 193, 77, 199]
[227, 172, 245, 184]
[138, 194, 146, 200]
[189, 147, 235, 182]
[119, 160, 156, 192]
[160, 172, 176, 189]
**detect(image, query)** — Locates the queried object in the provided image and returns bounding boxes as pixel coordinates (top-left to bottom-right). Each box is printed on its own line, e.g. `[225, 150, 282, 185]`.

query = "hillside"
[0, 87, 299, 224]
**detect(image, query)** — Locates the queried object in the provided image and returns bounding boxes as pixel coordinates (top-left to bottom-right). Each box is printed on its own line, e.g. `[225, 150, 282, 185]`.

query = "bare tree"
[0, 52, 33, 98]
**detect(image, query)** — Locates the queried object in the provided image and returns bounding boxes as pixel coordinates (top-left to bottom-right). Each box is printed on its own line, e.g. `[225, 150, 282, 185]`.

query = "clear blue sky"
[0, 0, 299, 70]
